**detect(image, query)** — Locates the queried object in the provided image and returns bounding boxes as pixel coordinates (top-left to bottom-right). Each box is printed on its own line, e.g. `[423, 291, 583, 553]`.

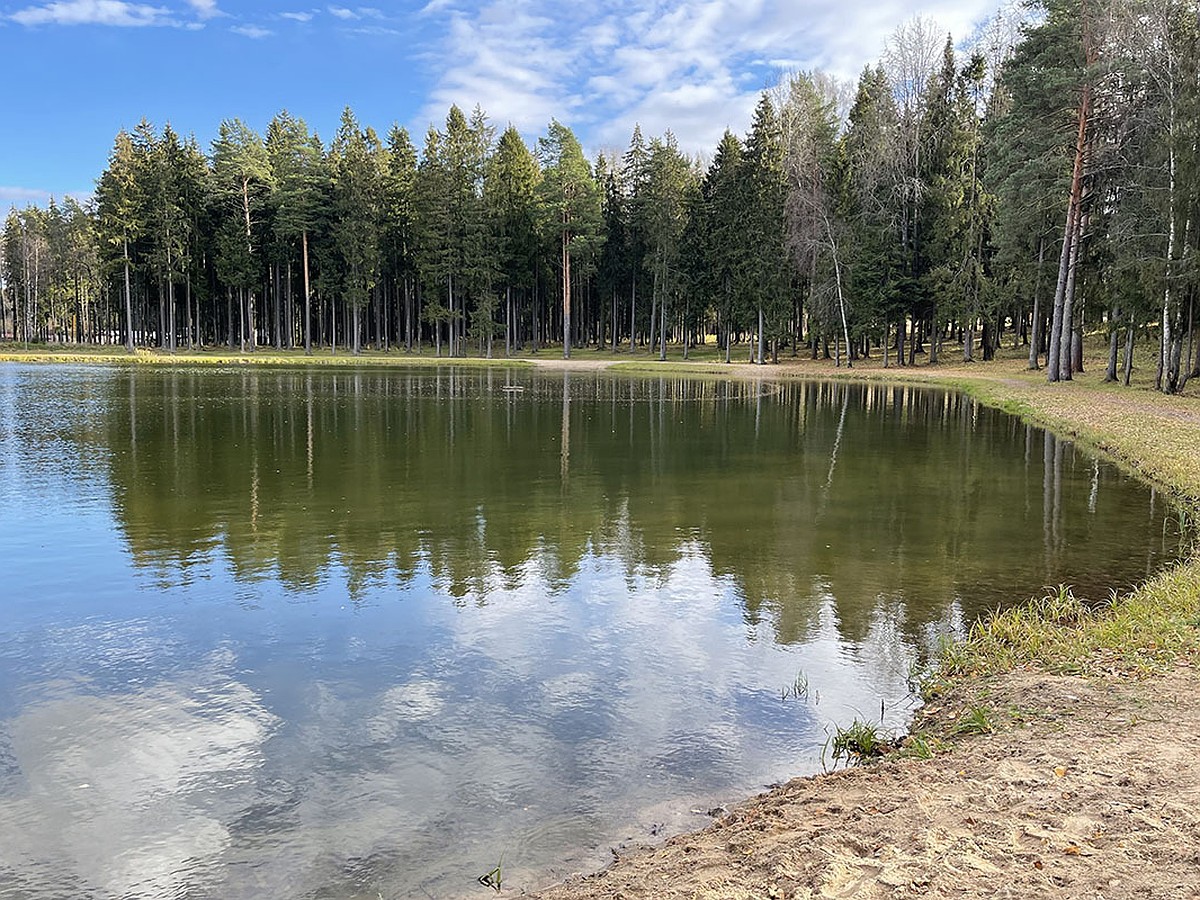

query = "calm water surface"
[0, 364, 1187, 899]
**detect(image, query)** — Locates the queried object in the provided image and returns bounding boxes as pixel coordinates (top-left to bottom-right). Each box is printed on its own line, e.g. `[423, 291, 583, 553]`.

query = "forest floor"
[6, 341, 1200, 899]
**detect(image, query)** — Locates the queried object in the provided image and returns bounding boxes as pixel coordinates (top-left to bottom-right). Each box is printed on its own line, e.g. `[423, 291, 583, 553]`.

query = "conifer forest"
[3, 0, 1198, 392]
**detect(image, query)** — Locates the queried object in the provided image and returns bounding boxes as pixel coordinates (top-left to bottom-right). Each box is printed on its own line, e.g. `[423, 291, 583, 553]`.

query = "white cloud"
[0, 185, 52, 203]
[1, 185, 91, 212]
[230, 22, 271, 37]
[345, 24, 401, 35]
[9, 0, 171, 26]
[417, 0, 1004, 157]
[184, 0, 219, 18]
[280, 9, 313, 21]
[326, 4, 384, 21]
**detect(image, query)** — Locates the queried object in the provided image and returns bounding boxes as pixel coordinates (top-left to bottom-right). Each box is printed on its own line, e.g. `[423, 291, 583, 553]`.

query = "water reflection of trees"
[93, 368, 1184, 644]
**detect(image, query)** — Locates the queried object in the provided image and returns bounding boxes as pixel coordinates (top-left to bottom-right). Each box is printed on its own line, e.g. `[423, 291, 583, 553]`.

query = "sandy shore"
[528, 668, 1200, 900]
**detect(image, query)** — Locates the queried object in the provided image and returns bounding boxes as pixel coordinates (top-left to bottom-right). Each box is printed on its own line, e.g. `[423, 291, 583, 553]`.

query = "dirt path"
[528, 668, 1200, 900]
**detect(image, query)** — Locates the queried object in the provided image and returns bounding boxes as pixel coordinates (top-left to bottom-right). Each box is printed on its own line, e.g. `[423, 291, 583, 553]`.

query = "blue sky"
[1, 0, 1005, 208]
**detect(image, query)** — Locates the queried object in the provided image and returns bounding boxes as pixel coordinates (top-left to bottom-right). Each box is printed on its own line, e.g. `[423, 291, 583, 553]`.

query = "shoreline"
[5, 343, 1199, 898]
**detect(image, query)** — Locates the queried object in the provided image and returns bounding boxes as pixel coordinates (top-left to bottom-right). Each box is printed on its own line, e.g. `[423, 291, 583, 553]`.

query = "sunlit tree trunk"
[123, 238, 134, 351]
[1049, 85, 1090, 383]
[302, 230, 312, 355]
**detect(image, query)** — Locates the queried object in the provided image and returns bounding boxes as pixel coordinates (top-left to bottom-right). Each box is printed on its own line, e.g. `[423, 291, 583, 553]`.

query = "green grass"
[938, 562, 1200, 677]
[826, 719, 896, 768]
[951, 705, 995, 735]
[897, 732, 943, 759]
[780, 672, 810, 702]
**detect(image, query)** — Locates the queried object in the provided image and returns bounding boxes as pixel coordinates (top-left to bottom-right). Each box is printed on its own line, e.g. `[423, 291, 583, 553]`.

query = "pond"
[0, 364, 1187, 899]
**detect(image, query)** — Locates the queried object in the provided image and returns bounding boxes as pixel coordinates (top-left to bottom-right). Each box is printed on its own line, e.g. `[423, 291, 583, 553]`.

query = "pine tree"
[740, 93, 789, 364]
[267, 112, 325, 353]
[538, 120, 600, 358]
[383, 124, 419, 352]
[485, 125, 540, 355]
[622, 125, 651, 348]
[840, 66, 904, 364]
[95, 129, 145, 350]
[330, 107, 382, 354]
[596, 152, 627, 352]
[642, 132, 694, 360]
[697, 130, 745, 362]
[211, 119, 272, 350]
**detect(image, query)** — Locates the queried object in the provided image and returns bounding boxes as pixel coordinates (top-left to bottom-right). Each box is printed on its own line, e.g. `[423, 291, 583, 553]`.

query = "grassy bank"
[862, 360, 1200, 680]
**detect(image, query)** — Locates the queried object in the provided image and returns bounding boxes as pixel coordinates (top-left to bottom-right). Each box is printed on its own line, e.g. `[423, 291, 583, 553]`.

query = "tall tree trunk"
[123, 238, 134, 351]
[247, 290, 257, 351]
[1122, 319, 1135, 386]
[648, 275, 658, 354]
[404, 278, 413, 352]
[331, 295, 338, 354]
[1048, 85, 1090, 383]
[1059, 209, 1086, 381]
[611, 289, 617, 352]
[185, 270, 193, 350]
[1029, 236, 1046, 369]
[1105, 304, 1120, 382]
[157, 278, 166, 349]
[241, 177, 256, 351]
[1183, 296, 1195, 390]
[725, 304, 732, 364]
[532, 273, 539, 353]
[285, 260, 294, 350]
[757, 305, 765, 365]
[272, 263, 282, 349]
[238, 288, 247, 352]
[302, 231, 312, 355]
[629, 278, 636, 350]
[659, 287, 666, 361]
[683, 303, 690, 360]
[562, 228, 572, 359]
[829, 221, 852, 370]
[167, 273, 176, 352]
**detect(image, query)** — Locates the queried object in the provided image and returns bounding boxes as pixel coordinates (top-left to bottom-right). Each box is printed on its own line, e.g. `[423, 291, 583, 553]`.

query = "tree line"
[2, 0, 1197, 391]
